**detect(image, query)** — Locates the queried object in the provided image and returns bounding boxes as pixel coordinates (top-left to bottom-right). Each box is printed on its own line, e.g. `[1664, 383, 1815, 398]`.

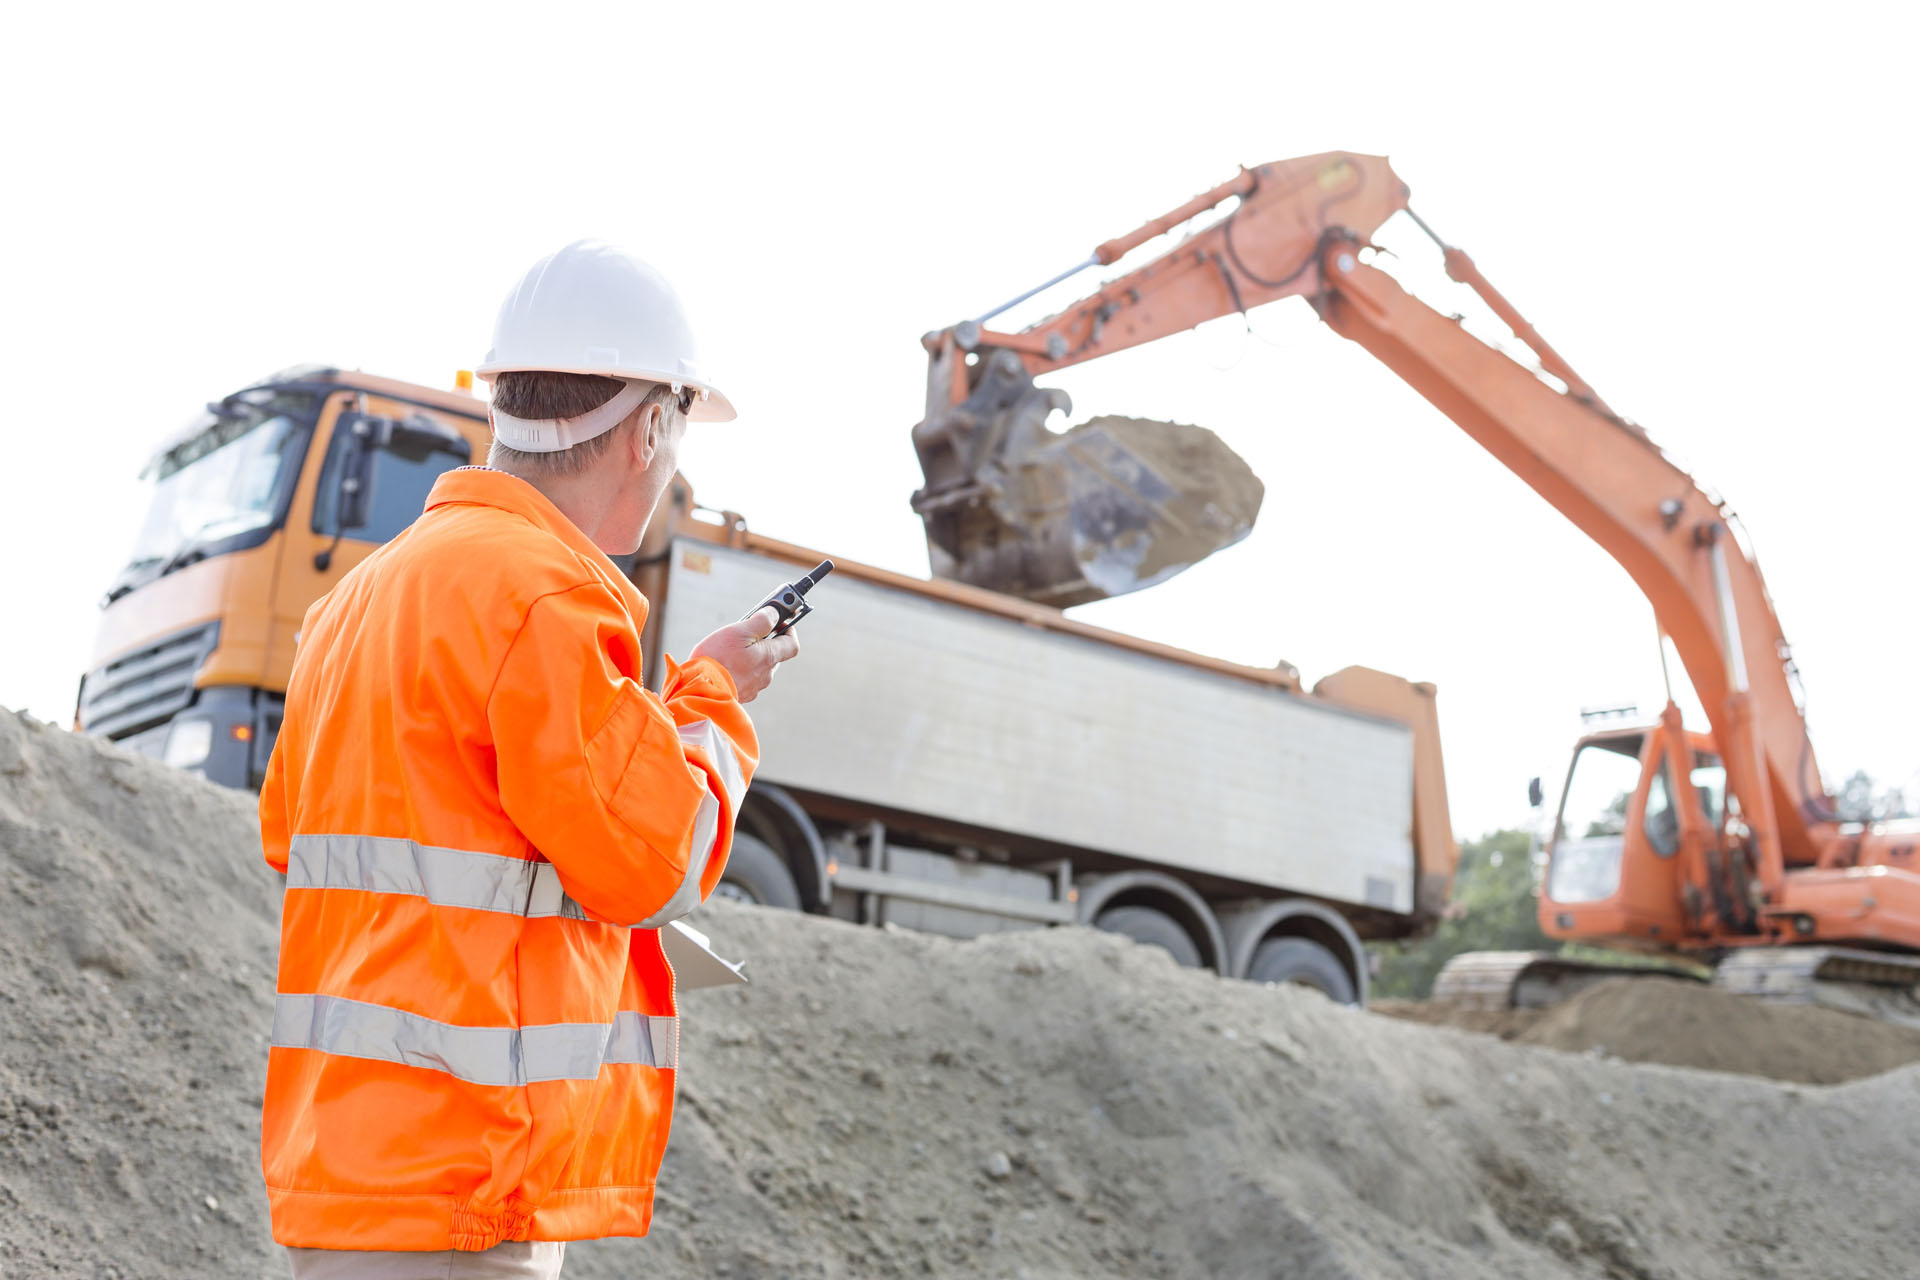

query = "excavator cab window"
[1547, 736, 1642, 903]
[1690, 753, 1727, 833]
[1642, 756, 1680, 858]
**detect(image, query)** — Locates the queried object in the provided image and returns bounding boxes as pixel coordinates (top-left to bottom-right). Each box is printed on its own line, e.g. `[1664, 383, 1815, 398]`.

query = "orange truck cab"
[79, 368, 490, 788]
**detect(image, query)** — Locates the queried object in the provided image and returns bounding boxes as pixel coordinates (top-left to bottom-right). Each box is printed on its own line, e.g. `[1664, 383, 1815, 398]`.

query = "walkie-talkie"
[747, 559, 833, 638]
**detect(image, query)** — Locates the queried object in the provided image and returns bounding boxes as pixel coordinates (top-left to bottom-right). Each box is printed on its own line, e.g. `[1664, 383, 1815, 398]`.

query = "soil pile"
[1376, 977, 1920, 1085]
[0, 710, 281, 1279]
[4, 709, 1920, 1279]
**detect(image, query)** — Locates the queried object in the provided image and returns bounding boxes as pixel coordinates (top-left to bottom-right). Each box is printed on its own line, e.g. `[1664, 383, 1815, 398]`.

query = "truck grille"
[79, 621, 220, 740]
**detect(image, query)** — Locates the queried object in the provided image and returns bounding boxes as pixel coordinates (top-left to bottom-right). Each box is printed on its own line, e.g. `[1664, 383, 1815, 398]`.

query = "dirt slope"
[0, 711, 281, 1278]
[3, 709, 1919, 1279]
[1378, 977, 1920, 1084]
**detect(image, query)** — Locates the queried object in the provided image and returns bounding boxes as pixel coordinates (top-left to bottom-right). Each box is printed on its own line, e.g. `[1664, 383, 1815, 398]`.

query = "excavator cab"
[1538, 717, 1733, 949]
[1437, 721, 1730, 1009]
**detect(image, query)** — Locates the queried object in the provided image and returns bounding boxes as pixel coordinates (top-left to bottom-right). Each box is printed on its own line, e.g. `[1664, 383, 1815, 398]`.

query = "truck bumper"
[113, 685, 281, 791]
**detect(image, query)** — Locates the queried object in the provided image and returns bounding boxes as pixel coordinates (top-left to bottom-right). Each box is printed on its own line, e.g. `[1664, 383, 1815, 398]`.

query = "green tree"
[1834, 769, 1913, 823]
[1368, 828, 1552, 1000]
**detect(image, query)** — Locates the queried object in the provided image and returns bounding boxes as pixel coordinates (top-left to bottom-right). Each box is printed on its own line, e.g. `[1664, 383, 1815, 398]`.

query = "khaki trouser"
[286, 1242, 565, 1279]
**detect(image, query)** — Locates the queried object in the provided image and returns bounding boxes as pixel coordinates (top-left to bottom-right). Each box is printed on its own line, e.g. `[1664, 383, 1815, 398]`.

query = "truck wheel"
[712, 834, 801, 911]
[1094, 905, 1203, 968]
[1247, 937, 1357, 1004]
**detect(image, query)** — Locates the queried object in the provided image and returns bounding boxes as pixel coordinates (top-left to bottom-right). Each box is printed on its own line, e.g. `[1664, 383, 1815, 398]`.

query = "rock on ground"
[2, 709, 1918, 1279]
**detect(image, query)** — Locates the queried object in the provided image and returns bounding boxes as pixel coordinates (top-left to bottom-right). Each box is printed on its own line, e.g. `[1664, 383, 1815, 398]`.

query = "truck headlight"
[163, 718, 214, 770]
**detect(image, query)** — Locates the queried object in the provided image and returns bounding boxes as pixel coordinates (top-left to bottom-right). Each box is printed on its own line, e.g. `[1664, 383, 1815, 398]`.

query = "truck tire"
[1247, 937, 1357, 1004]
[712, 834, 802, 911]
[1094, 905, 1203, 968]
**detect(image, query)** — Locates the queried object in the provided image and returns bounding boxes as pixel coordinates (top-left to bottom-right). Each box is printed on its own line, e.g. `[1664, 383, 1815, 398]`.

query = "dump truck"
[80, 364, 1457, 1002]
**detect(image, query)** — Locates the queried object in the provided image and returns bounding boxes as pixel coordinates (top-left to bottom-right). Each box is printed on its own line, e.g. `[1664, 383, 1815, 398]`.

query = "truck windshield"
[118, 390, 317, 587]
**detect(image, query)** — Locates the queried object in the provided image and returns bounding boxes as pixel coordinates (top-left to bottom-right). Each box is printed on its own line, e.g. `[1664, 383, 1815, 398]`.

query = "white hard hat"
[476, 239, 736, 432]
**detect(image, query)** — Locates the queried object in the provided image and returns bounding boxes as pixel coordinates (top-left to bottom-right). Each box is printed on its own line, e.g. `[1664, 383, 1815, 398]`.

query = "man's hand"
[689, 607, 801, 703]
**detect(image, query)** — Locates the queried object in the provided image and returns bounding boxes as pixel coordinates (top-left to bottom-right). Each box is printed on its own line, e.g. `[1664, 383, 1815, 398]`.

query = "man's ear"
[634, 403, 662, 467]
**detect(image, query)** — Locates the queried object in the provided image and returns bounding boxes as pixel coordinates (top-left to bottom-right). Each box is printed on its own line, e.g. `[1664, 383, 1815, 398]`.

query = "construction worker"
[258, 240, 797, 1278]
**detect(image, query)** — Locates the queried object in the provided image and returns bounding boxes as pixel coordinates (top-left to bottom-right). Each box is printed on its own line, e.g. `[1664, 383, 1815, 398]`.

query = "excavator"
[910, 151, 1920, 1013]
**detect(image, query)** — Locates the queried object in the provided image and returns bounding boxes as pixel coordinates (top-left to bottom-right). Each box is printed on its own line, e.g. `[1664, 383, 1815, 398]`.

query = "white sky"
[3, 1, 1915, 839]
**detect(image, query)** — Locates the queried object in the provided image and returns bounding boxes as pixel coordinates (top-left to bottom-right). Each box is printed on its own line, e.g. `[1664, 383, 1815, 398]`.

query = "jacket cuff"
[663, 653, 739, 703]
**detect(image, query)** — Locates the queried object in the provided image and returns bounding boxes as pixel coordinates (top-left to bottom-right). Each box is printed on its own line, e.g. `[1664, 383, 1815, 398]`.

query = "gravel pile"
[3, 709, 1917, 1279]
[1376, 975, 1920, 1084]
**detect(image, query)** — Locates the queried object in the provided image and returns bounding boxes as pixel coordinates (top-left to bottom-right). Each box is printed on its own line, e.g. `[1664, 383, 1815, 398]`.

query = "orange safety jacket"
[258, 466, 756, 1252]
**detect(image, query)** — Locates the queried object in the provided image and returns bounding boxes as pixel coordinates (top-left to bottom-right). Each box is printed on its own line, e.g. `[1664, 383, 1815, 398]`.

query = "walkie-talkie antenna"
[795, 560, 834, 594]
[748, 560, 835, 638]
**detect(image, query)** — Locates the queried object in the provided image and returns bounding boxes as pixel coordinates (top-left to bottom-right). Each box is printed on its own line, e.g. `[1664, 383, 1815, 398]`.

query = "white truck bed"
[654, 540, 1416, 916]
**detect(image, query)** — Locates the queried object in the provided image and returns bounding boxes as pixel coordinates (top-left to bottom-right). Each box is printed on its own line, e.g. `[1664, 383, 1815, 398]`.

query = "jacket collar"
[425, 467, 650, 625]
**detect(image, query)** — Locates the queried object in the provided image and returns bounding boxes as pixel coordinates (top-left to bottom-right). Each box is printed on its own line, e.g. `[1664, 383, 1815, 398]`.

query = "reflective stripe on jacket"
[258, 466, 756, 1252]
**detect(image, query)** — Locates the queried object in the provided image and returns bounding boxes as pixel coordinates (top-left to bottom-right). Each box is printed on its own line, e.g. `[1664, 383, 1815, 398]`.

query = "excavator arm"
[945, 154, 1409, 379]
[918, 151, 1838, 909]
[1312, 243, 1823, 879]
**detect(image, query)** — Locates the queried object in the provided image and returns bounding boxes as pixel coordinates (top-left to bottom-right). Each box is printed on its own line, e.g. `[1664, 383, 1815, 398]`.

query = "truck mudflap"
[1431, 950, 1705, 1011]
[1713, 947, 1920, 1029]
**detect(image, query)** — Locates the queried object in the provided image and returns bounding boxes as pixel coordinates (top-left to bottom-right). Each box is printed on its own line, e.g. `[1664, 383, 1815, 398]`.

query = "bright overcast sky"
[3, 2, 1914, 839]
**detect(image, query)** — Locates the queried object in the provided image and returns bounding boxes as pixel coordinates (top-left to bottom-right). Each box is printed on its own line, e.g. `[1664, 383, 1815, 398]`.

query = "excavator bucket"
[911, 351, 1262, 606]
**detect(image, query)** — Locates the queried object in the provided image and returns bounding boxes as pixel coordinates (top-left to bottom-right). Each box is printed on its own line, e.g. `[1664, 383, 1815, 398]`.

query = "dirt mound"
[1519, 978, 1920, 1083]
[5, 709, 1920, 1278]
[0, 710, 281, 1279]
[1377, 977, 1920, 1085]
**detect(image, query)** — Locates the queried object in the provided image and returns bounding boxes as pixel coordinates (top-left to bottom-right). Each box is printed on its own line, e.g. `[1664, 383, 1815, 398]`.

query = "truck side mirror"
[314, 418, 377, 570]
[1528, 776, 1544, 808]
[336, 411, 475, 526]
[314, 412, 471, 571]
[337, 421, 376, 531]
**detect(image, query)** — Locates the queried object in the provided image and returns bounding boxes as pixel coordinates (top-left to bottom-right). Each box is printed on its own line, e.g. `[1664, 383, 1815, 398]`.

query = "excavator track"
[1431, 951, 1704, 1011]
[1713, 947, 1920, 1029]
[1435, 947, 1920, 1028]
